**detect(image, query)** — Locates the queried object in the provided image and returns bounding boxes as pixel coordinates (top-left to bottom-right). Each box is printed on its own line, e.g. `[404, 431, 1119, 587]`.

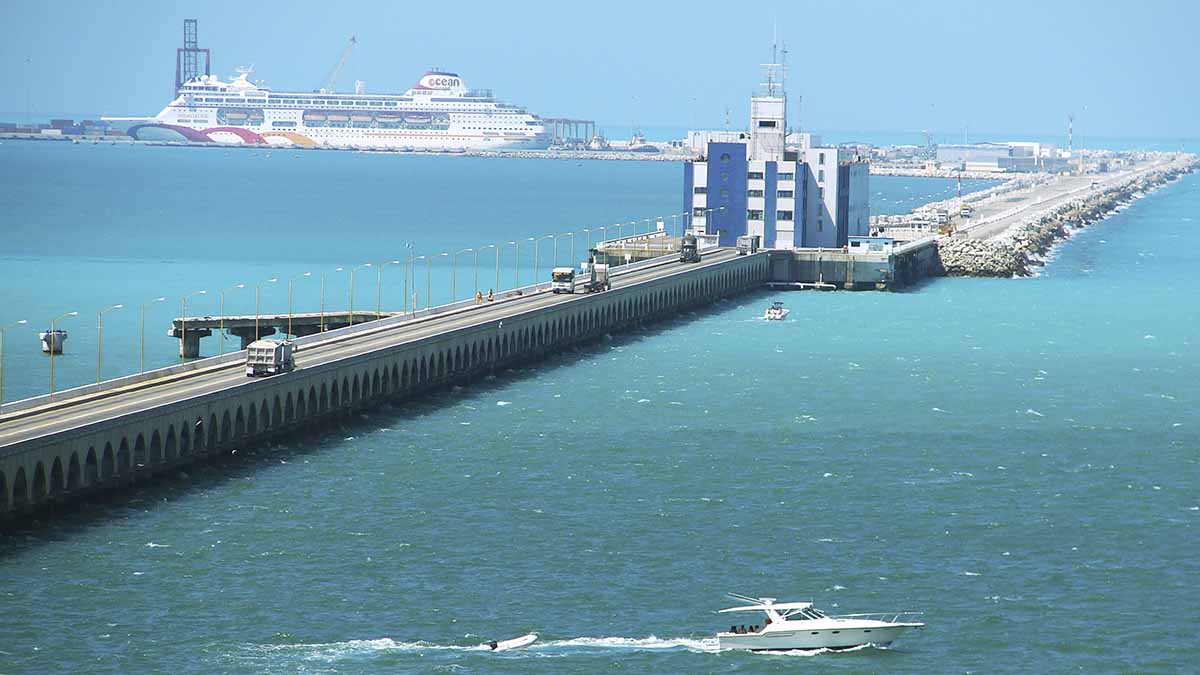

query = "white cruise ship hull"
[110, 69, 551, 152]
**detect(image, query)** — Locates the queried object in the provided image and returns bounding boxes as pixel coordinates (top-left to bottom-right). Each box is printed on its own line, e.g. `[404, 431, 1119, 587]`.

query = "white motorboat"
[716, 593, 923, 651]
[762, 301, 790, 321]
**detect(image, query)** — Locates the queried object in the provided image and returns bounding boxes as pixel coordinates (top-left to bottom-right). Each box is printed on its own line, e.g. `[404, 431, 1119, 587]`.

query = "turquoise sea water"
[1, 142, 1197, 673]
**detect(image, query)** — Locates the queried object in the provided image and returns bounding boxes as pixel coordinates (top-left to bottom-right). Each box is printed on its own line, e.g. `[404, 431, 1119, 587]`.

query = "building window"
[693, 186, 707, 194]
[748, 171, 764, 180]
[757, 120, 777, 128]
[747, 210, 764, 220]
[693, 207, 706, 217]
[776, 210, 793, 221]
[817, 216, 823, 231]
[818, 169, 825, 182]
[777, 190, 793, 198]
[819, 187, 825, 198]
[819, 152, 826, 165]
[778, 172, 794, 181]
[720, 152, 731, 163]
[747, 189, 764, 198]
[720, 189, 730, 199]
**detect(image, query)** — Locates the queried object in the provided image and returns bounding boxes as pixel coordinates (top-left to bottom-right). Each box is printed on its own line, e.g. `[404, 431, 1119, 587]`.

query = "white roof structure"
[719, 601, 813, 613]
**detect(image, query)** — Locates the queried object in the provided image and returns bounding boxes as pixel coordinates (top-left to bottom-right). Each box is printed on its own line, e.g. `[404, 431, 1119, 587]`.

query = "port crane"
[319, 35, 356, 93]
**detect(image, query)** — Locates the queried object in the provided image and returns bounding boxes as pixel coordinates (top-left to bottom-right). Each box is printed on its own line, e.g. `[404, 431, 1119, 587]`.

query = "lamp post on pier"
[0, 319, 28, 406]
[348, 263, 372, 326]
[48, 310, 79, 398]
[254, 277, 278, 342]
[375, 260, 400, 318]
[179, 290, 206, 364]
[287, 271, 312, 339]
[219, 283, 245, 355]
[96, 304, 123, 383]
[320, 267, 344, 332]
[532, 234, 553, 286]
[139, 296, 165, 372]
[508, 241, 519, 289]
[451, 248, 474, 302]
[478, 244, 497, 296]
[554, 232, 574, 268]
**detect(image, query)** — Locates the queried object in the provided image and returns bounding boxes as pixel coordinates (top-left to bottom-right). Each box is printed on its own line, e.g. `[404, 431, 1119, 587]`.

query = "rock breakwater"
[937, 156, 1197, 277]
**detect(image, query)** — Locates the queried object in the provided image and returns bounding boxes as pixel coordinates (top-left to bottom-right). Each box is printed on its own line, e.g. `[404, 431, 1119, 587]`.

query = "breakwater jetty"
[936, 154, 1197, 277]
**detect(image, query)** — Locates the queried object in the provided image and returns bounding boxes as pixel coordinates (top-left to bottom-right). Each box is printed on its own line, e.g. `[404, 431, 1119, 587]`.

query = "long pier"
[0, 249, 767, 519]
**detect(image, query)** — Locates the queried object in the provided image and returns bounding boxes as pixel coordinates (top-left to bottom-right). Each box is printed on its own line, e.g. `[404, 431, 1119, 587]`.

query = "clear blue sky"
[1, 0, 1195, 139]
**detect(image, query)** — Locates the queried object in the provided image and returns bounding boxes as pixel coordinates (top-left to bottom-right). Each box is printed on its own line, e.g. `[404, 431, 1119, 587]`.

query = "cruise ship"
[110, 69, 551, 151]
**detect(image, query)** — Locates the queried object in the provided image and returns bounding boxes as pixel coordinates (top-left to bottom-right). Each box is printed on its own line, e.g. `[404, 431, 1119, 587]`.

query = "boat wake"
[246, 634, 876, 660]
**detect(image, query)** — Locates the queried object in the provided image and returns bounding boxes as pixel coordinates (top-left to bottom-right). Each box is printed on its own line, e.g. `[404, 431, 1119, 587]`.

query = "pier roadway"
[1, 249, 765, 519]
[959, 157, 1175, 240]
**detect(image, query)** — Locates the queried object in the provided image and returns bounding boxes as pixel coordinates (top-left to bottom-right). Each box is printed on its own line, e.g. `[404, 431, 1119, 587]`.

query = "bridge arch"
[31, 462, 47, 501]
[102, 442, 116, 480]
[221, 410, 233, 444]
[309, 385, 317, 412]
[372, 368, 381, 396]
[49, 456, 64, 497]
[319, 383, 329, 412]
[11, 467, 27, 508]
[285, 392, 295, 423]
[67, 452, 82, 492]
[133, 433, 147, 469]
[179, 423, 192, 457]
[330, 380, 340, 408]
[166, 425, 178, 462]
[150, 429, 163, 464]
[208, 414, 219, 450]
[247, 403, 259, 435]
[85, 447, 99, 486]
[296, 389, 307, 419]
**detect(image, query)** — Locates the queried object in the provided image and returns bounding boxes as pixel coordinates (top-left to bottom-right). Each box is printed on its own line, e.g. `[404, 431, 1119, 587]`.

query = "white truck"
[245, 339, 295, 377]
[552, 254, 610, 294]
[736, 235, 760, 255]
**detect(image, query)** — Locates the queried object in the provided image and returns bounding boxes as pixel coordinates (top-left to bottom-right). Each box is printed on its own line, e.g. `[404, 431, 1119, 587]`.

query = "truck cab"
[680, 234, 700, 263]
[736, 235, 760, 255]
[551, 267, 576, 294]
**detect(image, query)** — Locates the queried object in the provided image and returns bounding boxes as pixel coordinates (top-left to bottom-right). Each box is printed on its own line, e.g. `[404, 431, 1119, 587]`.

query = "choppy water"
[1, 143, 1197, 673]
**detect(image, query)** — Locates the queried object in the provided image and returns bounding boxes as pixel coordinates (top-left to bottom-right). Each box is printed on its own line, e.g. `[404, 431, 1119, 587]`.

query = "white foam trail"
[496, 401, 512, 406]
[542, 635, 720, 653]
[144, 542, 170, 548]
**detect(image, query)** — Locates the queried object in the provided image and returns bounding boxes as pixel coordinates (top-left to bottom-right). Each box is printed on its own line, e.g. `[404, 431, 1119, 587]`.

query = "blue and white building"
[684, 59, 869, 249]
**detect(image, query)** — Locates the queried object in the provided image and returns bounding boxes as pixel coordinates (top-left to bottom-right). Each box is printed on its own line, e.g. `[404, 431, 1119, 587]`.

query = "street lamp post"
[48, 310, 79, 398]
[509, 241, 519, 289]
[452, 248, 474, 302]
[478, 244, 497, 296]
[320, 267, 344, 332]
[219, 283, 245, 355]
[0, 319, 29, 406]
[554, 232, 574, 268]
[582, 228, 592, 251]
[375, 260, 400, 318]
[532, 235, 553, 286]
[254, 277, 278, 342]
[180, 290, 207, 364]
[139, 296, 165, 373]
[288, 271, 312, 339]
[96, 304, 123, 383]
[348, 263, 372, 327]
[431, 252, 447, 306]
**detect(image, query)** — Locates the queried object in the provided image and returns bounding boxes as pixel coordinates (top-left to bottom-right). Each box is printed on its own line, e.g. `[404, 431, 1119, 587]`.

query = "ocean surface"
[1, 142, 1197, 673]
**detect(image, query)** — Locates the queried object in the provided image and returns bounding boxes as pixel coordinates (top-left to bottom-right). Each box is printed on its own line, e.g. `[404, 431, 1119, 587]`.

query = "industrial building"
[683, 56, 869, 249]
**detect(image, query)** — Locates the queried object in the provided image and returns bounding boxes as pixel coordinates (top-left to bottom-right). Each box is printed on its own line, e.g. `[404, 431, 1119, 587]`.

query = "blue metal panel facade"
[705, 142, 747, 247]
[764, 162, 778, 248]
[683, 161, 695, 224]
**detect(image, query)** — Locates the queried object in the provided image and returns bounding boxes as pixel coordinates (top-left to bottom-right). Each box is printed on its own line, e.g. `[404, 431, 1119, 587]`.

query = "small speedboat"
[716, 593, 923, 651]
[481, 633, 537, 651]
[762, 301, 789, 321]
